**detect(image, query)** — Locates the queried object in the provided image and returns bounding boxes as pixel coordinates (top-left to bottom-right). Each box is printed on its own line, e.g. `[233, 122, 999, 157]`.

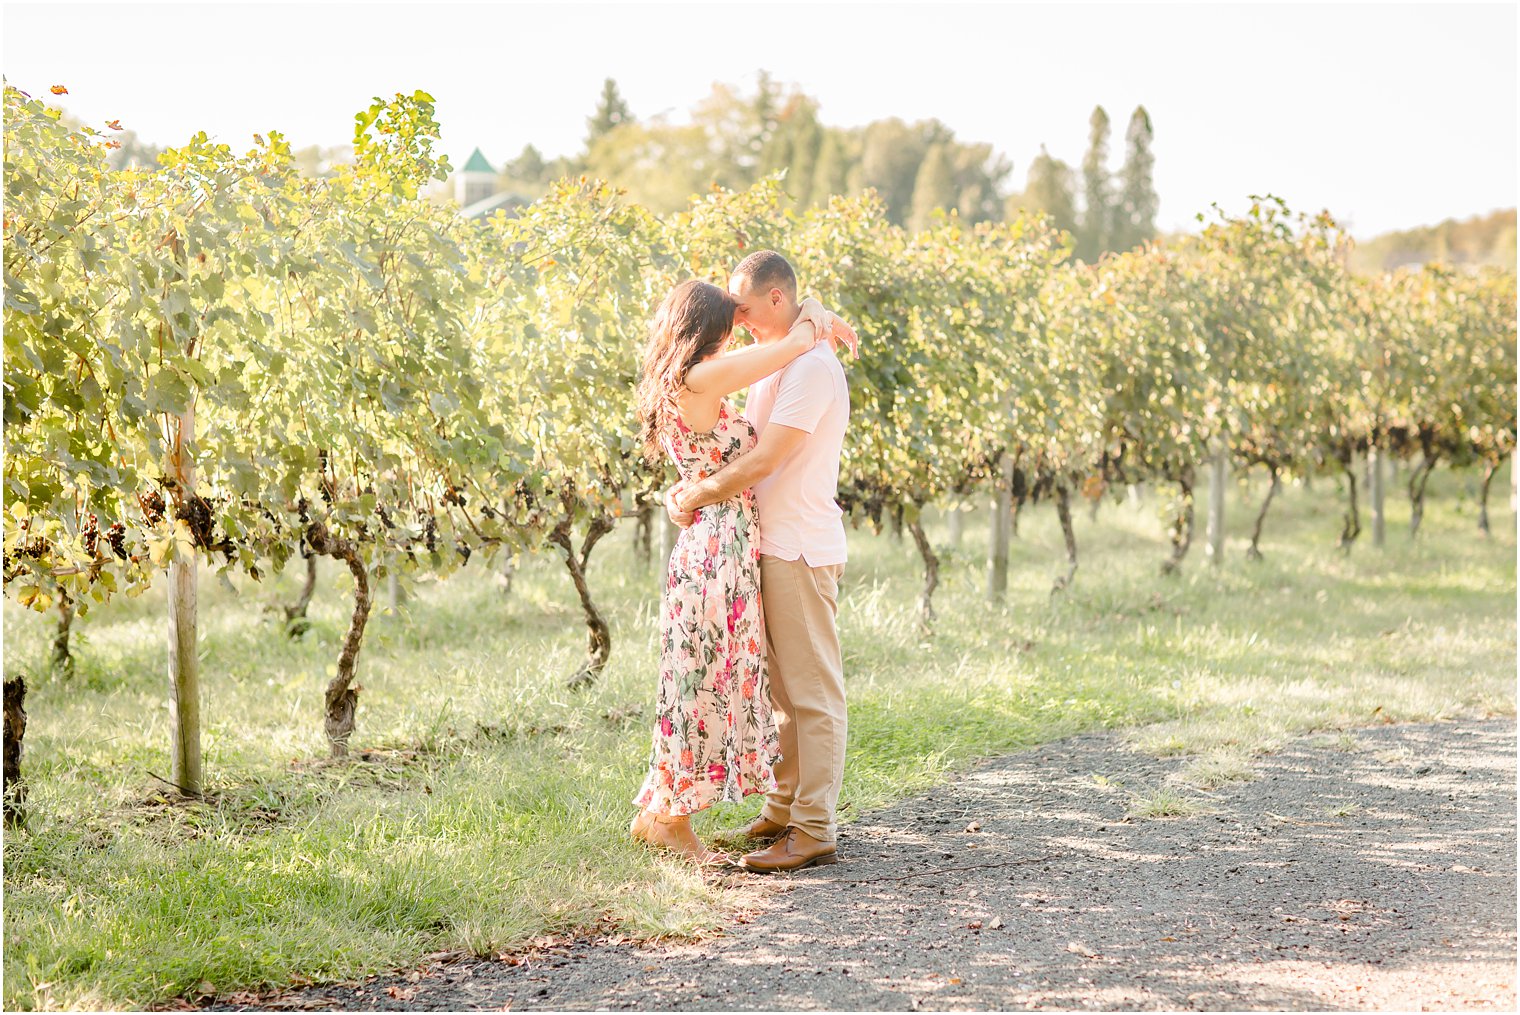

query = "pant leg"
[756, 554, 847, 843]
[758, 566, 799, 828]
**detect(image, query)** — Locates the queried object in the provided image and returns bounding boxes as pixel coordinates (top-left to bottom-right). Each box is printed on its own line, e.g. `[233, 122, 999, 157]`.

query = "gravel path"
[210, 716, 1516, 1012]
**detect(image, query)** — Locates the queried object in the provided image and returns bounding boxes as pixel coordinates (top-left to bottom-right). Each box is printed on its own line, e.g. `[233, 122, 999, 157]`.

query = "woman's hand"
[795, 296, 860, 359]
[791, 297, 832, 350]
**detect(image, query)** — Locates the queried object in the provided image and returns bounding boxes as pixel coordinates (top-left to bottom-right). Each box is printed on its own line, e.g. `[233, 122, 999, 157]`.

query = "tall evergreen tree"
[1078, 105, 1114, 263]
[908, 143, 958, 231]
[809, 128, 850, 207]
[857, 118, 929, 225]
[950, 143, 1011, 223]
[1113, 105, 1158, 252]
[785, 112, 823, 208]
[1016, 145, 1078, 238]
[505, 143, 546, 184]
[585, 78, 633, 148]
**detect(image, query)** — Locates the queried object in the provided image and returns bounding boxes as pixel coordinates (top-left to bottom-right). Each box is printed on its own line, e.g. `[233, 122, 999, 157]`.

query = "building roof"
[461, 147, 495, 174]
[460, 189, 531, 220]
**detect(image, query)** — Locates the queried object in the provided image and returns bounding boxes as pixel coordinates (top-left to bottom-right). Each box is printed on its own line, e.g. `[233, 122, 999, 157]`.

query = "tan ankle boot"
[647, 813, 729, 866]
[739, 826, 837, 873]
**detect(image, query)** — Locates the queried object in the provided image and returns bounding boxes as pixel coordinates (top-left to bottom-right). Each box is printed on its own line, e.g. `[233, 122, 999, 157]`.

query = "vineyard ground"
[207, 715, 1517, 1012]
[2, 466, 1515, 1011]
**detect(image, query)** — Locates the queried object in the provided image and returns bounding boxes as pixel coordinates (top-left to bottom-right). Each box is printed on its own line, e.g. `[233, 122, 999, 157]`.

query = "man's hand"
[664, 482, 695, 529]
[673, 482, 701, 515]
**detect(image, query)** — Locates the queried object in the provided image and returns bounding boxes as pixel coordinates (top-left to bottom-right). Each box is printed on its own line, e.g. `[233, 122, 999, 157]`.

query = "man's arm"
[674, 422, 809, 513]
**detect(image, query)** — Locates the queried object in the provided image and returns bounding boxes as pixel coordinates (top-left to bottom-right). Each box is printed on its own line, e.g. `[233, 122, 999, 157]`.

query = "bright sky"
[3, 0, 1515, 237]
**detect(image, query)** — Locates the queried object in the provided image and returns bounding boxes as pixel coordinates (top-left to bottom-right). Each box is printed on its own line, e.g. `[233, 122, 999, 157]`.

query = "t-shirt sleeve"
[767, 355, 834, 434]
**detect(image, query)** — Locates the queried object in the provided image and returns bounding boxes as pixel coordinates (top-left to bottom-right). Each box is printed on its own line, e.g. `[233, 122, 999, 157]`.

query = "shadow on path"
[207, 717, 1516, 1012]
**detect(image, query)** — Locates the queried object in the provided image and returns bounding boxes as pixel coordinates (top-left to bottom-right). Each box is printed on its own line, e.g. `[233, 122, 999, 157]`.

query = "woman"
[629, 279, 851, 864]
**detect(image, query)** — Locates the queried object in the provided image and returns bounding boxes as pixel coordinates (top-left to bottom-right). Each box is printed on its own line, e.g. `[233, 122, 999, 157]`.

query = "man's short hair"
[732, 249, 797, 300]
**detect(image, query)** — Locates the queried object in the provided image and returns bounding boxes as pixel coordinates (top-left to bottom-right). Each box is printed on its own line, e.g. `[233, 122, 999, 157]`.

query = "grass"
[2, 466, 1514, 1010]
[1126, 785, 1218, 820]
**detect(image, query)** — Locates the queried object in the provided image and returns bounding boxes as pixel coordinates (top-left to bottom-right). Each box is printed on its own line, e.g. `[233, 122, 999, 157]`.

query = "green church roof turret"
[461, 147, 494, 174]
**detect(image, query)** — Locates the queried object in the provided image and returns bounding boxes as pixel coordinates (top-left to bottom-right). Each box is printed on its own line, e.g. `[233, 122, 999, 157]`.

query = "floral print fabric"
[633, 399, 780, 816]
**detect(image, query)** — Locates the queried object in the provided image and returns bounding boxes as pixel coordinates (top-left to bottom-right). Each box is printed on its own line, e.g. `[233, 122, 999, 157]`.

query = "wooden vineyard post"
[946, 505, 965, 547]
[1206, 441, 1227, 567]
[987, 452, 1013, 603]
[167, 399, 202, 796]
[1369, 446, 1387, 547]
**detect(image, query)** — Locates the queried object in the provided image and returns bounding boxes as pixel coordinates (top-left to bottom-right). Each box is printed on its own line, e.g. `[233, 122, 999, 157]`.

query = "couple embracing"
[629, 250, 857, 873]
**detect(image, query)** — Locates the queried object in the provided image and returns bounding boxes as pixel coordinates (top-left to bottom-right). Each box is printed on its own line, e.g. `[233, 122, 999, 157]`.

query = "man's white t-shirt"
[742, 341, 850, 567]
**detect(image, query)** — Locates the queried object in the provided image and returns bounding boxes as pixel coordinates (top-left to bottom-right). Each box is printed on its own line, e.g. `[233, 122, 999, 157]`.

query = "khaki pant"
[757, 554, 847, 844]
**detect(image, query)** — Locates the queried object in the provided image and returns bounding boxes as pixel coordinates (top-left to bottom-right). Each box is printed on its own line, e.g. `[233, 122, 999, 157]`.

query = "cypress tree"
[1020, 144, 1079, 238]
[908, 143, 958, 231]
[810, 129, 850, 207]
[1078, 105, 1113, 262]
[1114, 105, 1158, 252]
[586, 78, 633, 148]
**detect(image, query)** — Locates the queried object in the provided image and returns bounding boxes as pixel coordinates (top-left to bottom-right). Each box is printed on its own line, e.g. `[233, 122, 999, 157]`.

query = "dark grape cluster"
[142, 490, 165, 525]
[107, 522, 128, 560]
[82, 513, 99, 558]
[442, 485, 466, 507]
[424, 514, 437, 553]
[175, 494, 216, 548]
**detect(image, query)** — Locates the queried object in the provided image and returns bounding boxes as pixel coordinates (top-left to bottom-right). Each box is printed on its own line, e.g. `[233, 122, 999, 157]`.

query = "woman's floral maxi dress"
[633, 399, 780, 817]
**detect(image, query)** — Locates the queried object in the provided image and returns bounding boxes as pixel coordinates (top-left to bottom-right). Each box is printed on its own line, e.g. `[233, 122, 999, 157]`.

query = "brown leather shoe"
[741, 815, 789, 844]
[738, 826, 838, 873]
[712, 815, 787, 850]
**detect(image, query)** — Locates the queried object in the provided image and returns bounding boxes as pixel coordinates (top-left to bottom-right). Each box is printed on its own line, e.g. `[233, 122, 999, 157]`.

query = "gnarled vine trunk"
[498, 548, 518, 598]
[52, 593, 75, 676]
[1051, 483, 1079, 595]
[1408, 452, 1438, 538]
[305, 520, 371, 757]
[1247, 465, 1281, 561]
[1160, 465, 1196, 576]
[1338, 455, 1361, 551]
[550, 513, 615, 690]
[283, 552, 318, 637]
[907, 515, 939, 630]
[1478, 457, 1499, 535]
[3, 677, 26, 829]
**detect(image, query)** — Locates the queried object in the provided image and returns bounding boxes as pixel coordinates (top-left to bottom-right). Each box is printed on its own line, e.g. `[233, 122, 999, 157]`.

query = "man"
[666, 249, 851, 873]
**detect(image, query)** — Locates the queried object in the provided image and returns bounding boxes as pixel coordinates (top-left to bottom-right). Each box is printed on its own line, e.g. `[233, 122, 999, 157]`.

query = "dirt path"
[210, 717, 1516, 1012]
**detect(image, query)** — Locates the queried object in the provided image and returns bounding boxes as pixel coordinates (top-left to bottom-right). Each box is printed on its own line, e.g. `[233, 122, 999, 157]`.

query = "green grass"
[1126, 784, 1218, 820]
[3, 467, 1514, 1010]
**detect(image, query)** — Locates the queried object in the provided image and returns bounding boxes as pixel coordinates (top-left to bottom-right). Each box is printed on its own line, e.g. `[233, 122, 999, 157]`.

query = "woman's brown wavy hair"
[635, 279, 738, 464]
